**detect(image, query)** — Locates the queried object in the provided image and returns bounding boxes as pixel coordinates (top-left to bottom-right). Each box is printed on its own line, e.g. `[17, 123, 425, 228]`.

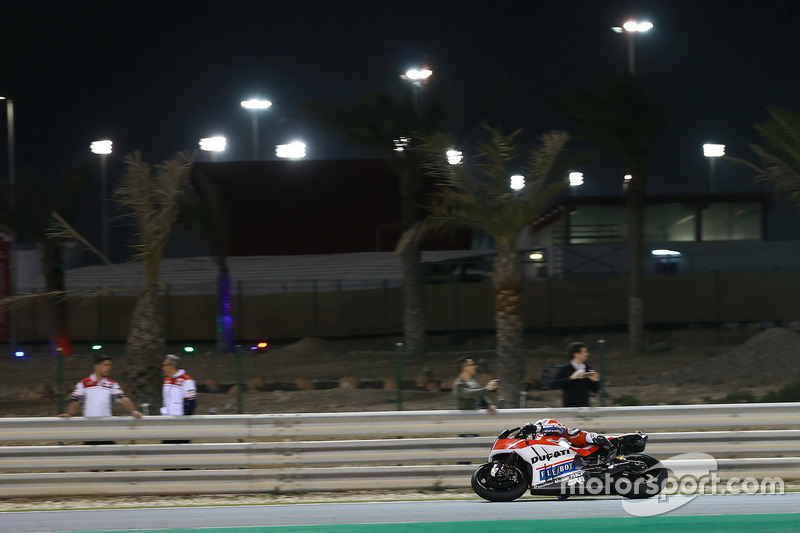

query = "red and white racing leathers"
[533, 418, 603, 448]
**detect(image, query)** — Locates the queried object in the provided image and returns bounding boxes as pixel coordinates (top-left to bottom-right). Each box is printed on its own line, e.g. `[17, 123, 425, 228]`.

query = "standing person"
[452, 356, 499, 413]
[160, 354, 197, 416]
[59, 356, 142, 418]
[552, 342, 601, 407]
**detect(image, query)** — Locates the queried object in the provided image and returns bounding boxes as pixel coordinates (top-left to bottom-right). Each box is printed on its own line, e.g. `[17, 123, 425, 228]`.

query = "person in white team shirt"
[60, 356, 142, 418]
[160, 354, 197, 416]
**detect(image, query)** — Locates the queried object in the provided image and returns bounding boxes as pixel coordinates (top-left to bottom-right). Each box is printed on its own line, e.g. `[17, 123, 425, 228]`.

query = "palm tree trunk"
[493, 247, 524, 408]
[627, 175, 645, 353]
[400, 243, 426, 356]
[124, 283, 166, 406]
[42, 242, 72, 355]
[399, 166, 426, 356]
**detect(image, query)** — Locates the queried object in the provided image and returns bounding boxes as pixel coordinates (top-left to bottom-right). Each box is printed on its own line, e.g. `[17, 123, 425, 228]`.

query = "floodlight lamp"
[529, 252, 545, 262]
[510, 175, 525, 191]
[404, 68, 433, 82]
[652, 249, 681, 257]
[569, 171, 584, 187]
[276, 141, 307, 159]
[394, 137, 411, 152]
[241, 99, 272, 110]
[703, 143, 726, 158]
[199, 136, 227, 152]
[183, 346, 195, 353]
[92, 344, 103, 350]
[446, 149, 463, 165]
[90, 140, 113, 155]
[622, 20, 653, 32]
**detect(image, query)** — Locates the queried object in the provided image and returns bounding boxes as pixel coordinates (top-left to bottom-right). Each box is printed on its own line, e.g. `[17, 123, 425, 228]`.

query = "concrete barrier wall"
[0, 404, 797, 497]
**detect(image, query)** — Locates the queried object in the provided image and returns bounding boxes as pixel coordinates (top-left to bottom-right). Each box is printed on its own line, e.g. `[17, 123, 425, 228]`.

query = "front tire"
[613, 454, 668, 499]
[471, 461, 528, 502]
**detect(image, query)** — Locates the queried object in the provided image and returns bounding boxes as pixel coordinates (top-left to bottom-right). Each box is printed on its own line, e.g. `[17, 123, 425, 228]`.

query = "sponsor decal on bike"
[529, 446, 573, 465]
[538, 458, 576, 481]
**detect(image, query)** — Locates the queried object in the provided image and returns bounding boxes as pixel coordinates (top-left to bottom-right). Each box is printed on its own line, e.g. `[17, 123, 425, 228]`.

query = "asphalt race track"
[3, 493, 799, 533]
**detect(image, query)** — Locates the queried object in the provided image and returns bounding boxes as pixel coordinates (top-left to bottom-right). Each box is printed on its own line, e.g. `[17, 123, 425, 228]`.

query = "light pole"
[1, 96, 16, 355]
[401, 67, 433, 128]
[90, 140, 113, 260]
[703, 143, 725, 194]
[611, 20, 653, 75]
[241, 99, 272, 160]
[199, 136, 226, 161]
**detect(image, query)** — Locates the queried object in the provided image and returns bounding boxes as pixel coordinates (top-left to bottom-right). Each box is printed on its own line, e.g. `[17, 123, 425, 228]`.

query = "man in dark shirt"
[552, 342, 600, 407]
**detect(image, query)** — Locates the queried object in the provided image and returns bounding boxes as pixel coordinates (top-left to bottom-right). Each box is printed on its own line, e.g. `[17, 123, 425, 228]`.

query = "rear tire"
[471, 461, 528, 502]
[613, 454, 668, 499]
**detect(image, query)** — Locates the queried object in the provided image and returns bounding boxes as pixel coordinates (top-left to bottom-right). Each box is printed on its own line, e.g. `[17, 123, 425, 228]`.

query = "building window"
[644, 203, 696, 242]
[701, 202, 761, 241]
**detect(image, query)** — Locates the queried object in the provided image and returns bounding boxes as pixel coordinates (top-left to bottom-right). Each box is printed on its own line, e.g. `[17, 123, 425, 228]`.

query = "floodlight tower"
[90, 140, 113, 259]
[0, 96, 17, 356]
[611, 20, 653, 74]
[402, 67, 433, 129]
[703, 143, 725, 194]
[241, 99, 272, 160]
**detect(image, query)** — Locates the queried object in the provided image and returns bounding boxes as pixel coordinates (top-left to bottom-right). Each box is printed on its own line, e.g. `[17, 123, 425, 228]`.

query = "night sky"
[2, 0, 799, 203]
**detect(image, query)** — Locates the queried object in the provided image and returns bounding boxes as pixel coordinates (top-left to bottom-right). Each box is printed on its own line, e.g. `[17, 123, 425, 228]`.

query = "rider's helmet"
[534, 418, 567, 437]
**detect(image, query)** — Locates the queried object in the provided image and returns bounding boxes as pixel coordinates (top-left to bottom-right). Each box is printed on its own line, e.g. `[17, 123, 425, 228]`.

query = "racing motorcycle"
[471, 426, 668, 501]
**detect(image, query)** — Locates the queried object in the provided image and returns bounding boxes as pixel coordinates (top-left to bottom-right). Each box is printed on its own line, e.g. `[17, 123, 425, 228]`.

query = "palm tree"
[178, 169, 234, 353]
[114, 151, 192, 405]
[0, 165, 92, 356]
[547, 73, 663, 352]
[413, 128, 569, 407]
[729, 107, 800, 200]
[304, 85, 451, 356]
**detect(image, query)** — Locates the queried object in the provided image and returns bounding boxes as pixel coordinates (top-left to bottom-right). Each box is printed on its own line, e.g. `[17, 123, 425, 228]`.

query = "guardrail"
[0, 404, 798, 498]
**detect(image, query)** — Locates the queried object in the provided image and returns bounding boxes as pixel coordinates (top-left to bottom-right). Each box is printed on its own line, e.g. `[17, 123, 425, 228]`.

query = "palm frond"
[729, 108, 800, 206]
[418, 127, 569, 247]
[0, 287, 133, 311]
[47, 212, 112, 265]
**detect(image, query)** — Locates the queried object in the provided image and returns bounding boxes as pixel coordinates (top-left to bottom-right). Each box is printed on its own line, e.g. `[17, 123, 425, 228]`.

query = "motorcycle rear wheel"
[613, 453, 668, 499]
[471, 461, 528, 502]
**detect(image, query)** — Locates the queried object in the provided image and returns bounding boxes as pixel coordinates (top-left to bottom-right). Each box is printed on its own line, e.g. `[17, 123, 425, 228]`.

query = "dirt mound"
[273, 337, 344, 357]
[661, 328, 800, 386]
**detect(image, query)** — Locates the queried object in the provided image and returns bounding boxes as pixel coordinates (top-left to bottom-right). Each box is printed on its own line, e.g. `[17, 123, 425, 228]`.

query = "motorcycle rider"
[521, 418, 611, 449]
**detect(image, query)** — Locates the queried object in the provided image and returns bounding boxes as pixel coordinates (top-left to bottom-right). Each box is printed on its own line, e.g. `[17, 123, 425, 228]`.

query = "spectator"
[60, 355, 142, 419]
[552, 342, 600, 407]
[452, 356, 499, 413]
[160, 354, 197, 416]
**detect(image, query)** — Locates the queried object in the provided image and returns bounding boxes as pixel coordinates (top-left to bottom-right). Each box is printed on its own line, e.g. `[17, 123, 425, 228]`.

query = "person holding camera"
[452, 356, 499, 413]
[552, 342, 600, 407]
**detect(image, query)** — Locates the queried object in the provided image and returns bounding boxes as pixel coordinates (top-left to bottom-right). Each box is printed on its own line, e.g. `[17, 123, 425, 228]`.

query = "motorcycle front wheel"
[612, 453, 668, 499]
[471, 461, 528, 502]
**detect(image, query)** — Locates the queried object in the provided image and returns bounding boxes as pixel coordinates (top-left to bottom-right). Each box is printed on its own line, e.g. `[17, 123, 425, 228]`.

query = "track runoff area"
[61, 514, 800, 533]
